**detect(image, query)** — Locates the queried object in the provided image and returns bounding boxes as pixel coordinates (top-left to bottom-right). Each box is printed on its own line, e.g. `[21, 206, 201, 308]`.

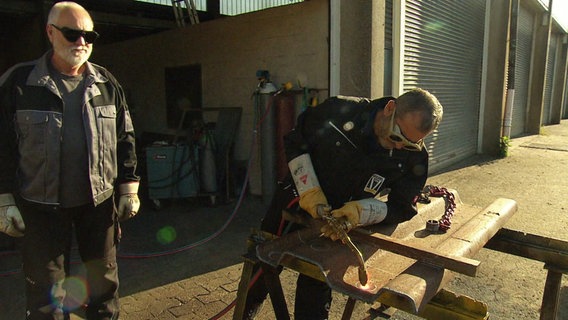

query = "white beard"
[54, 45, 92, 68]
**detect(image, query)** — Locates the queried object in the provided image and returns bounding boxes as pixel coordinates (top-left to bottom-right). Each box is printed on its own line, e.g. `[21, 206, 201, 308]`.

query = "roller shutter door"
[543, 34, 557, 125]
[403, 0, 485, 171]
[384, 0, 393, 95]
[511, 4, 534, 137]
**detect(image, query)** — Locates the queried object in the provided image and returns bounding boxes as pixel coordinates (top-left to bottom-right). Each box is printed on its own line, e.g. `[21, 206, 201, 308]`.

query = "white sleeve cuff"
[357, 198, 388, 226]
[119, 182, 139, 195]
[0, 193, 16, 206]
[288, 154, 321, 194]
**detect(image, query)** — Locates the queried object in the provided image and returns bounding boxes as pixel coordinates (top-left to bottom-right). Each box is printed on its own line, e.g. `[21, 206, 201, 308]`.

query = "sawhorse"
[232, 229, 490, 320]
[233, 196, 518, 319]
[485, 228, 568, 320]
[232, 249, 368, 320]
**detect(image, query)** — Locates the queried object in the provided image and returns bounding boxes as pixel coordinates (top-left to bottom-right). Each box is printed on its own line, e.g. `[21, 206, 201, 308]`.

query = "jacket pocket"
[94, 105, 118, 187]
[15, 111, 49, 142]
[15, 110, 62, 204]
[95, 105, 117, 146]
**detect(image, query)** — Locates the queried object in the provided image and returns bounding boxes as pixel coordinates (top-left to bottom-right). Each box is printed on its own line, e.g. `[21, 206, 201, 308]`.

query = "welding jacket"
[0, 51, 138, 207]
[284, 95, 429, 224]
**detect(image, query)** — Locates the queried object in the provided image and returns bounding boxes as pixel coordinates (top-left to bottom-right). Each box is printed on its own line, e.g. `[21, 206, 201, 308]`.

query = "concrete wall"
[91, 0, 329, 161]
[336, 0, 386, 99]
[550, 32, 568, 124]
[480, 0, 511, 156]
[527, 3, 553, 134]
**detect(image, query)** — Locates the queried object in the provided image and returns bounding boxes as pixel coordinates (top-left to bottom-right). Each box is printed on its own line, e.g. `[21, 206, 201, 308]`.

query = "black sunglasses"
[50, 24, 99, 44]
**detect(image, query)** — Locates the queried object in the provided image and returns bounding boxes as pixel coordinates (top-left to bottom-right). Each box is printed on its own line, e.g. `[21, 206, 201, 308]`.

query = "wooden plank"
[364, 232, 480, 277]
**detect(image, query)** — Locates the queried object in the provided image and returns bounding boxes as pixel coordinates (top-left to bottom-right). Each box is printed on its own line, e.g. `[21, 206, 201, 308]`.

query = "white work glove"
[321, 198, 387, 241]
[117, 183, 141, 221]
[288, 154, 328, 218]
[0, 193, 25, 237]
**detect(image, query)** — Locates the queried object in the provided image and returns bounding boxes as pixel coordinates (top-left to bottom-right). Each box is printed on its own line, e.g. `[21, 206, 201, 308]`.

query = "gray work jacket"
[0, 52, 138, 206]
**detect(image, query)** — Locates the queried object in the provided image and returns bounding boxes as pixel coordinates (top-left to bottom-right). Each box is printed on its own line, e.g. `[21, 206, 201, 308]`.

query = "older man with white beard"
[0, 2, 139, 319]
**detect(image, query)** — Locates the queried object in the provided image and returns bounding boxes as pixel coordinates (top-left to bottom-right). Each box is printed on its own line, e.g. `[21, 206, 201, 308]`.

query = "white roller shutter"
[385, 0, 394, 95]
[511, 3, 534, 137]
[403, 0, 486, 171]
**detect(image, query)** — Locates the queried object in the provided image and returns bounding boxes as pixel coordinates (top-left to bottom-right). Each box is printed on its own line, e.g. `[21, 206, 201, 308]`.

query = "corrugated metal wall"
[136, 0, 303, 15]
[511, 3, 535, 137]
[220, 0, 303, 15]
[403, 0, 486, 171]
[384, 0, 393, 95]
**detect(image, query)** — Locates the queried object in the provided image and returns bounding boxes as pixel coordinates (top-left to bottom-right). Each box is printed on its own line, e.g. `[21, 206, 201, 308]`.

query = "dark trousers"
[244, 182, 332, 320]
[20, 197, 120, 320]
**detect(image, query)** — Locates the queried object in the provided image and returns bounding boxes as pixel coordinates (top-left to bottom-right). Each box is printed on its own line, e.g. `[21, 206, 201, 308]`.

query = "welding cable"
[117, 90, 275, 259]
[117, 147, 253, 259]
[0, 126, 248, 273]
[208, 267, 263, 319]
[210, 92, 299, 320]
[0, 268, 19, 277]
[0, 91, 282, 275]
[0, 132, 253, 271]
[208, 197, 298, 320]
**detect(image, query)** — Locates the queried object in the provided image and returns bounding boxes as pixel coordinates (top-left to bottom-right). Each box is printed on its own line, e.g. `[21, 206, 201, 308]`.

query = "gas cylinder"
[199, 126, 217, 193]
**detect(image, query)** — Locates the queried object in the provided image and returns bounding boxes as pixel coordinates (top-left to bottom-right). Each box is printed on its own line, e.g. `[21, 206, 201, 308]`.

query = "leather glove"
[299, 186, 328, 219]
[321, 199, 387, 241]
[288, 154, 328, 219]
[320, 201, 360, 240]
[0, 193, 25, 237]
[117, 183, 141, 221]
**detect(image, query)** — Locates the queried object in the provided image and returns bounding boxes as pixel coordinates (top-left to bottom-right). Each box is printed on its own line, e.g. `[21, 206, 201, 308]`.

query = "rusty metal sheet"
[256, 193, 517, 314]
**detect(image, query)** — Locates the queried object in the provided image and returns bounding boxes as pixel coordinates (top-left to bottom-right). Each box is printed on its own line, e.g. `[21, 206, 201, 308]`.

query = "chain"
[416, 185, 456, 232]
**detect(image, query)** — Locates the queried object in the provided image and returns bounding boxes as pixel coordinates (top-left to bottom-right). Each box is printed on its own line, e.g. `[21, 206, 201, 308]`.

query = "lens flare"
[157, 226, 177, 244]
[54, 276, 88, 312]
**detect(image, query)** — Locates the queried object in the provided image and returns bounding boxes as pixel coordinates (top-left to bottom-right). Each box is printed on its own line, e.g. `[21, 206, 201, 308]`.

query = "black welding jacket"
[284, 95, 429, 224]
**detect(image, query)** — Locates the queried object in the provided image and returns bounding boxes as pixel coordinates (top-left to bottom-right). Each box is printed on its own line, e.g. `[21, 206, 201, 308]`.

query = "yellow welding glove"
[299, 187, 328, 219]
[117, 182, 141, 221]
[288, 153, 328, 219]
[0, 193, 25, 237]
[321, 198, 388, 241]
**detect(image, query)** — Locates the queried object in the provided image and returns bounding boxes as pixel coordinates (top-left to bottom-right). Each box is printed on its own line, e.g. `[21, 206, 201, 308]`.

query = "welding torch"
[317, 205, 368, 286]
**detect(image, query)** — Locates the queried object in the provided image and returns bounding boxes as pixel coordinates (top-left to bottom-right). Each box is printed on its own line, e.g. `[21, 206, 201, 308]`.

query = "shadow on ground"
[0, 194, 268, 318]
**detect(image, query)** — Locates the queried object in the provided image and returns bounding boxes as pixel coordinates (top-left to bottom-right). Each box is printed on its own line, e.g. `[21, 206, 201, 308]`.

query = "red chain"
[416, 185, 456, 231]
